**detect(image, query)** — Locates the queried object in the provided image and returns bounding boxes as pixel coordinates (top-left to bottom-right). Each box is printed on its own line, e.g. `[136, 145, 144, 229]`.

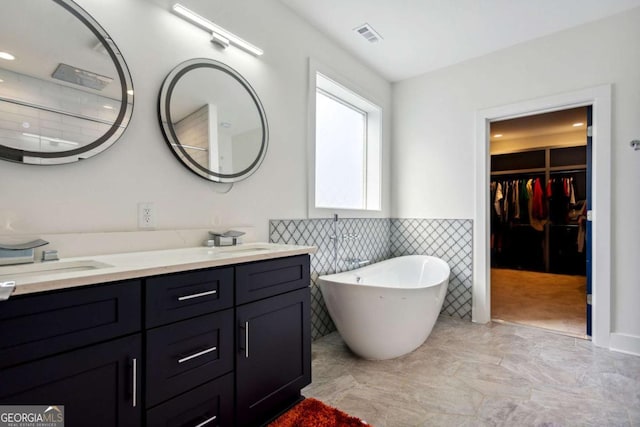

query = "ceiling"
[0, 1, 123, 99]
[279, 0, 640, 82]
[490, 107, 587, 142]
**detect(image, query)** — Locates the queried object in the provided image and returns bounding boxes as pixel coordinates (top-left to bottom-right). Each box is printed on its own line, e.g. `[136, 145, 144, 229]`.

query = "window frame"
[307, 59, 382, 217]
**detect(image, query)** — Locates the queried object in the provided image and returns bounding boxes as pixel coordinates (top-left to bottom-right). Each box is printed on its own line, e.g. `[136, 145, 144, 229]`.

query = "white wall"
[0, 0, 391, 248]
[392, 8, 640, 346]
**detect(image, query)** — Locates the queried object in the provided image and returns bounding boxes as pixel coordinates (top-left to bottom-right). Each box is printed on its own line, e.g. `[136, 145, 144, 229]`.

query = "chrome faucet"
[205, 230, 245, 247]
[345, 258, 370, 269]
[0, 239, 49, 266]
[329, 214, 365, 273]
[0, 281, 15, 301]
[41, 250, 60, 262]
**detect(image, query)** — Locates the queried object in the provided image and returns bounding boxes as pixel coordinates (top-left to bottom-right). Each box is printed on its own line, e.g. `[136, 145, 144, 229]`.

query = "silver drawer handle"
[178, 346, 217, 364]
[194, 415, 217, 427]
[245, 321, 249, 358]
[132, 358, 137, 408]
[177, 289, 217, 301]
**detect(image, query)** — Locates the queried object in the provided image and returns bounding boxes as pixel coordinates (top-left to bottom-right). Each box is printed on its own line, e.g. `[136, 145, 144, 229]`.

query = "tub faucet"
[346, 258, 370, 269]
[330, 214, 340, 273]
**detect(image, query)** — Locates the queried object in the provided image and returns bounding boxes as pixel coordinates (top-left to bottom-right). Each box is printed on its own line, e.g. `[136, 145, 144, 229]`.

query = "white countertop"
[0, 243, 316, 297]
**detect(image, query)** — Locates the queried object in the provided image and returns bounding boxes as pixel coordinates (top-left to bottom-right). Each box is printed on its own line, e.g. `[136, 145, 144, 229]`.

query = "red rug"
[268, 398, 370, 427]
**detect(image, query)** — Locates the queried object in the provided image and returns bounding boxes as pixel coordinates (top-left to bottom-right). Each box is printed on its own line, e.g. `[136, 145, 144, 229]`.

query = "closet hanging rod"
[491, 167, 545, 176]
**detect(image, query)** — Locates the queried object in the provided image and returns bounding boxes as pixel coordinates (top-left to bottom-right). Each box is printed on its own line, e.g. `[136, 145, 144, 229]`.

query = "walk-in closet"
[489, 107, 589, 338]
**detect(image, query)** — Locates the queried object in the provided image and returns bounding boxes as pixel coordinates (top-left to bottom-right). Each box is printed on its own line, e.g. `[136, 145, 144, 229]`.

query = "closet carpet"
[491, 268, 587, 338]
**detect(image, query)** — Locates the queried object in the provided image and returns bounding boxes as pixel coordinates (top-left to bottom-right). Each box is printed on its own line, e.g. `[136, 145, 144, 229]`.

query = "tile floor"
[303, 316, 640, 427]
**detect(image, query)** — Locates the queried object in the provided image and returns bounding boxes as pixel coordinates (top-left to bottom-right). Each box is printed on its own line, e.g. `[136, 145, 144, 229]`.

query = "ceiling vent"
[353, 23, 383, 43]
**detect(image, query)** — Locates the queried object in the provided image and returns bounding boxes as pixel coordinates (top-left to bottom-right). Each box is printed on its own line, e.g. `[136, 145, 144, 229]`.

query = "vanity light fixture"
[210, 32, 230, 49]
[171, 3, 263, 56]
[22, 133, 79, 146]
[493, 134, 503, 138]
[572, 122, 584, 127]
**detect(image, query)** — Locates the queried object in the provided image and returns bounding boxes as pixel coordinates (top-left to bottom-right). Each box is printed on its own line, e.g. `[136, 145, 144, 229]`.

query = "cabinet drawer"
[236, 255, 310, 305]
[146, 372, 233, 427]
[0, 280, 141, 369]
[146, 309, 233, 407]
[146, 267, 233, 328]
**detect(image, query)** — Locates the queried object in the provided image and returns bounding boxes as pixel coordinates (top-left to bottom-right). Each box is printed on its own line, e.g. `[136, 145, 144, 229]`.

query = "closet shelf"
[549, 165, 587, 174]
[491, 167, 545, 176]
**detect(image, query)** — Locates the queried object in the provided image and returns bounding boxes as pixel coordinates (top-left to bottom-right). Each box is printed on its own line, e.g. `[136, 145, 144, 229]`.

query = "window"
[312, 71, 381, 211]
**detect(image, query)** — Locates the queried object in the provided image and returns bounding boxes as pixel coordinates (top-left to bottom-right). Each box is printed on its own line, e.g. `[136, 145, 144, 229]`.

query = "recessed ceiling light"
[127, 89, 134, 96]
[0, 78, 4, 83]
[572, 122, 584, 127]
[103, 105, 114, 110]
[493, 134, 503, 138]
[0, 52, 16, 61]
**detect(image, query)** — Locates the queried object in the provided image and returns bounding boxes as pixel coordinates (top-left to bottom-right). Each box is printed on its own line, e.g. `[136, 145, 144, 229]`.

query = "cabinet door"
[236, 288, 311, 427]
[0, 334, 141, 427]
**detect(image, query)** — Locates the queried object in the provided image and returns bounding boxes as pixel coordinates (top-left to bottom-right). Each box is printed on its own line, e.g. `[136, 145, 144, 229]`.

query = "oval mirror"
[159, 59, 268, 183]
[0, 0, 133, 165]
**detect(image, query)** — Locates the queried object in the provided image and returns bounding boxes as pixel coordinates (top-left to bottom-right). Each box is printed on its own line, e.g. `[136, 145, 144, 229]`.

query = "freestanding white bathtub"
[318, 255, 450, 360]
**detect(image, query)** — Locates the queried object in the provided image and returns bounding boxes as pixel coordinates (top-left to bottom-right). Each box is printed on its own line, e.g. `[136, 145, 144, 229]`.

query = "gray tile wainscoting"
[390, 219, 473, 320]
[270, 218, 391, 339]
[269, 218, 473, 339]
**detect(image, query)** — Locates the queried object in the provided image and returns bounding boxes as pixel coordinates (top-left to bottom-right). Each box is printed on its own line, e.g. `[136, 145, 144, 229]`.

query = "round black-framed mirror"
[158, 58, 268, 183]
[0, 0, 134, 165]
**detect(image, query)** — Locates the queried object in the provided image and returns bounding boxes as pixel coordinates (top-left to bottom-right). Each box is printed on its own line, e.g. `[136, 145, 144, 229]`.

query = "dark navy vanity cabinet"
[0, 254, 311, 427]
[0, 280, 143, 426]
[235, 257, 311, 426]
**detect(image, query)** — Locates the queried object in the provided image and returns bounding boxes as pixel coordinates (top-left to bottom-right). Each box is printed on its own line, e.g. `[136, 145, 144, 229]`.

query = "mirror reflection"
[0, 0, 133, 164]
[159, 59, 268, 183]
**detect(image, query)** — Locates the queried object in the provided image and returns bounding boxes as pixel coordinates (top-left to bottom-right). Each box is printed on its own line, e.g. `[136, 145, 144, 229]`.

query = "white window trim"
[307, 58, 383, 218]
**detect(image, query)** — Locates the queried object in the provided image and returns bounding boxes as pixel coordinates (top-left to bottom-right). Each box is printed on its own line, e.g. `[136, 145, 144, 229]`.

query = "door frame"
[473, 85, 611, 348]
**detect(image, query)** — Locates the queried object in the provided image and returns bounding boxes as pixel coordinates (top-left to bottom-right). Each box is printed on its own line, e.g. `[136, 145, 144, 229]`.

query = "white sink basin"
[214, 246, 273, 253]
[0, 260, 113, 280]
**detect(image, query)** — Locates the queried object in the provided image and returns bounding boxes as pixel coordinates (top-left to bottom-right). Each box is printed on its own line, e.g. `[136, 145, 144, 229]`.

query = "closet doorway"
[489, 106, 590, 339]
